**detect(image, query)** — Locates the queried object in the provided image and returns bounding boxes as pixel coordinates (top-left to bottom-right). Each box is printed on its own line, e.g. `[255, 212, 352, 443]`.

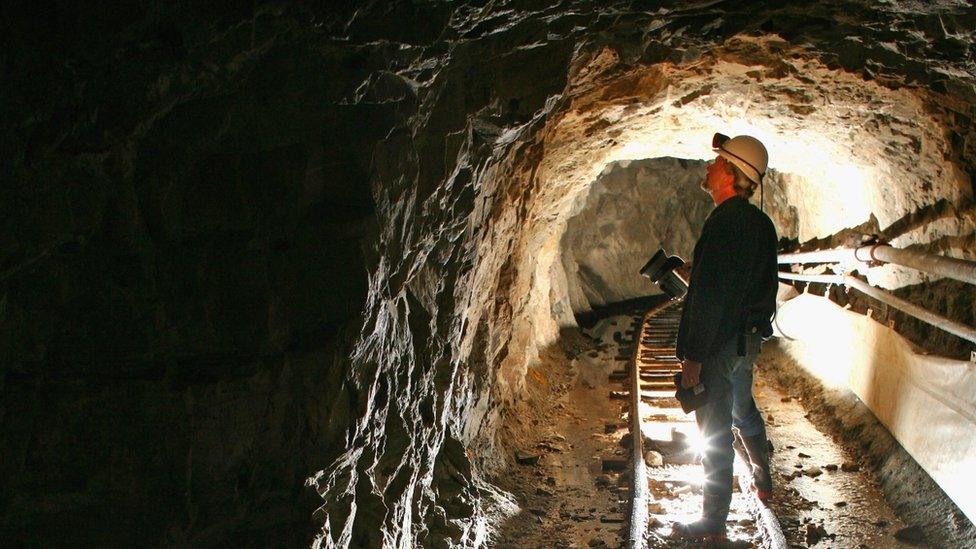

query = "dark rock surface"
[1, 1, 974, 547]
[2, 3, 381, 546]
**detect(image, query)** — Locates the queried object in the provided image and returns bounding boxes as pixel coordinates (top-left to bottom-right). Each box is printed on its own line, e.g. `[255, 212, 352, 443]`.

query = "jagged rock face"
[558, 157, 799, 315]
[2, 1, 974, 547]
[2, 4, 382, 546]
[559, 158, 713, 313]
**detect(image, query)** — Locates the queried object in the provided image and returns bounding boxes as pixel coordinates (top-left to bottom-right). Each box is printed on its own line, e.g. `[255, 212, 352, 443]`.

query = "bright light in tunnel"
[773, 293, 869, 389]
[688, 426, 708, 461]
[602, 90, 880, 240]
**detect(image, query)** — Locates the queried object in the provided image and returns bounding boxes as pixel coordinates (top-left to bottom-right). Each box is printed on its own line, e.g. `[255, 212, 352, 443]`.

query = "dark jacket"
[676, 196, 778, 363]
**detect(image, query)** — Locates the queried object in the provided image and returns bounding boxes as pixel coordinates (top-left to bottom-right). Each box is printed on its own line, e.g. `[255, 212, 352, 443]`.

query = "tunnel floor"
[754, 365, 911, 548]
[491, 307, 934, 548]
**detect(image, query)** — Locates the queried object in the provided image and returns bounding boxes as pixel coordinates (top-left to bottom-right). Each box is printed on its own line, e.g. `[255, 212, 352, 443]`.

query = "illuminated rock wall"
[559, 158, 711, 313]
[557, 157, 801, 317]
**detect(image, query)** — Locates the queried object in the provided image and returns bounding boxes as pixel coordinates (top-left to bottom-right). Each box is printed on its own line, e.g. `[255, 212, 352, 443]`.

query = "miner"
[671, 133, 779, 541]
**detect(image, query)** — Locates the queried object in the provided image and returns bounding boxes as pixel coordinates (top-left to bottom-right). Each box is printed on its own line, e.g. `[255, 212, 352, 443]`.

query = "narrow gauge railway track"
[624, 301, 787, 548]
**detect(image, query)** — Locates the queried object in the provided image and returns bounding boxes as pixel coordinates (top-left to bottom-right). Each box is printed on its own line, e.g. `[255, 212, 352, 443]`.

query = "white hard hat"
[712, 133, 768, 185]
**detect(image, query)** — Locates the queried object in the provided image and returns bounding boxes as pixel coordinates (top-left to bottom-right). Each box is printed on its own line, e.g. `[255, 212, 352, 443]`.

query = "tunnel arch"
[464, 34, 972, 418]
[308, 8, 976, 544]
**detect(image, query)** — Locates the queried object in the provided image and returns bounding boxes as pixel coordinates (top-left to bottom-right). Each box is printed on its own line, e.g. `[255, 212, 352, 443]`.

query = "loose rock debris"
[804, 522, 830, 544]
[492, 309, 934, 548]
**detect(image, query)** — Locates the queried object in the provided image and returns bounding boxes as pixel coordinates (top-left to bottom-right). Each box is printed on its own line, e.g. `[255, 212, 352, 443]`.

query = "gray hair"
[729, 163, 758, 198]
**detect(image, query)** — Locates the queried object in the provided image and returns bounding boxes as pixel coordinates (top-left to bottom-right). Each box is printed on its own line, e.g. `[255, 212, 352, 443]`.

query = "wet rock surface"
[2, 1, 975, 546]
[491, 315, 632, 548]
[752, 369, 914, 548]
[760, 341, 976, 548]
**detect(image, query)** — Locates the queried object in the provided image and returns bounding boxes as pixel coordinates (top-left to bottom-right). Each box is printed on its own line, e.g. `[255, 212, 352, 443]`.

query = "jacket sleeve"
[680, 214, 757, 362]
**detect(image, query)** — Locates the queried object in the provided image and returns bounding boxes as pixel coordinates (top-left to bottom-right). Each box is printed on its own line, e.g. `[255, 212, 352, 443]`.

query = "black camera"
[639, 248, 689, 300]
[673, 372, 709, 413]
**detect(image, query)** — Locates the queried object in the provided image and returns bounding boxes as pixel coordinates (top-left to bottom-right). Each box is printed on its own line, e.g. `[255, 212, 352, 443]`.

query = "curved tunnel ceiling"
[464, 35, 974, 407]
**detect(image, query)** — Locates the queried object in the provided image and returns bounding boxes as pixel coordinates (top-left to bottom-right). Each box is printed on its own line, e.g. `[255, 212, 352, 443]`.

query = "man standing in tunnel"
[672, 133, 779, 541]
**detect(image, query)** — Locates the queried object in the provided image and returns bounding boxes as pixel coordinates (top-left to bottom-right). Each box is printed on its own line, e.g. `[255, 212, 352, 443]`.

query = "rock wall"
[2, 1, 975, 547]
[558, 157, 800, 316]
[1, 3, 382, 545]
[559, 158, 711, 314]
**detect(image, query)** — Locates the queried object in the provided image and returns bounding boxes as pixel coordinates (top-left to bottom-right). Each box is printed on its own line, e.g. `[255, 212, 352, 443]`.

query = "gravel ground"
[759, 339, 975, 548]
[490, 313, 639, 548]
[753, 367, 914, 548]
[490, 316, 953, 548]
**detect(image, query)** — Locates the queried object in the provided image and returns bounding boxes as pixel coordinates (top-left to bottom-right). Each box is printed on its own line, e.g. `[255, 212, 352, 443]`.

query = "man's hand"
[681, 359, 702, 388]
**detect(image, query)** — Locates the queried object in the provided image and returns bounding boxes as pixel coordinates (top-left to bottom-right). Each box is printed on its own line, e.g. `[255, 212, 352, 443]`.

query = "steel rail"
[777, 272, 976, 344]
[628, 302, 786, 548]
[732, 464, 788, 548]
[626, 302, 670, 548]
[777, 244, 976, 285]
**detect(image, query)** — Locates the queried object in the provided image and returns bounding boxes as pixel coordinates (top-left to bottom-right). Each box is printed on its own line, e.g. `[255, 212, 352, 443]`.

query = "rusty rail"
[626, 302, 671, 548]
[627, 301, 786, 548]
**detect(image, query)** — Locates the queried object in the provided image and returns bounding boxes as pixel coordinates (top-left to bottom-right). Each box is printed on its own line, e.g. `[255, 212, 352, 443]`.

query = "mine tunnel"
[3, 1, 976, 548]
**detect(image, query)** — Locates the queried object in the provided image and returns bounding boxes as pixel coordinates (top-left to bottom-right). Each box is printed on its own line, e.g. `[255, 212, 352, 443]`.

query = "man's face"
[700, 154, 730, 192]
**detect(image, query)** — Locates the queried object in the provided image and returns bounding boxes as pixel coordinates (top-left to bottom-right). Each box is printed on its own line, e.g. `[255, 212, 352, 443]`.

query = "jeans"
[694, 335, 764, 526]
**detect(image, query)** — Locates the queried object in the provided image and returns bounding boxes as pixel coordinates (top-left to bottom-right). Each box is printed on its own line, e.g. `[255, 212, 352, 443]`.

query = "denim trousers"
[694, 335, 764, 526]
